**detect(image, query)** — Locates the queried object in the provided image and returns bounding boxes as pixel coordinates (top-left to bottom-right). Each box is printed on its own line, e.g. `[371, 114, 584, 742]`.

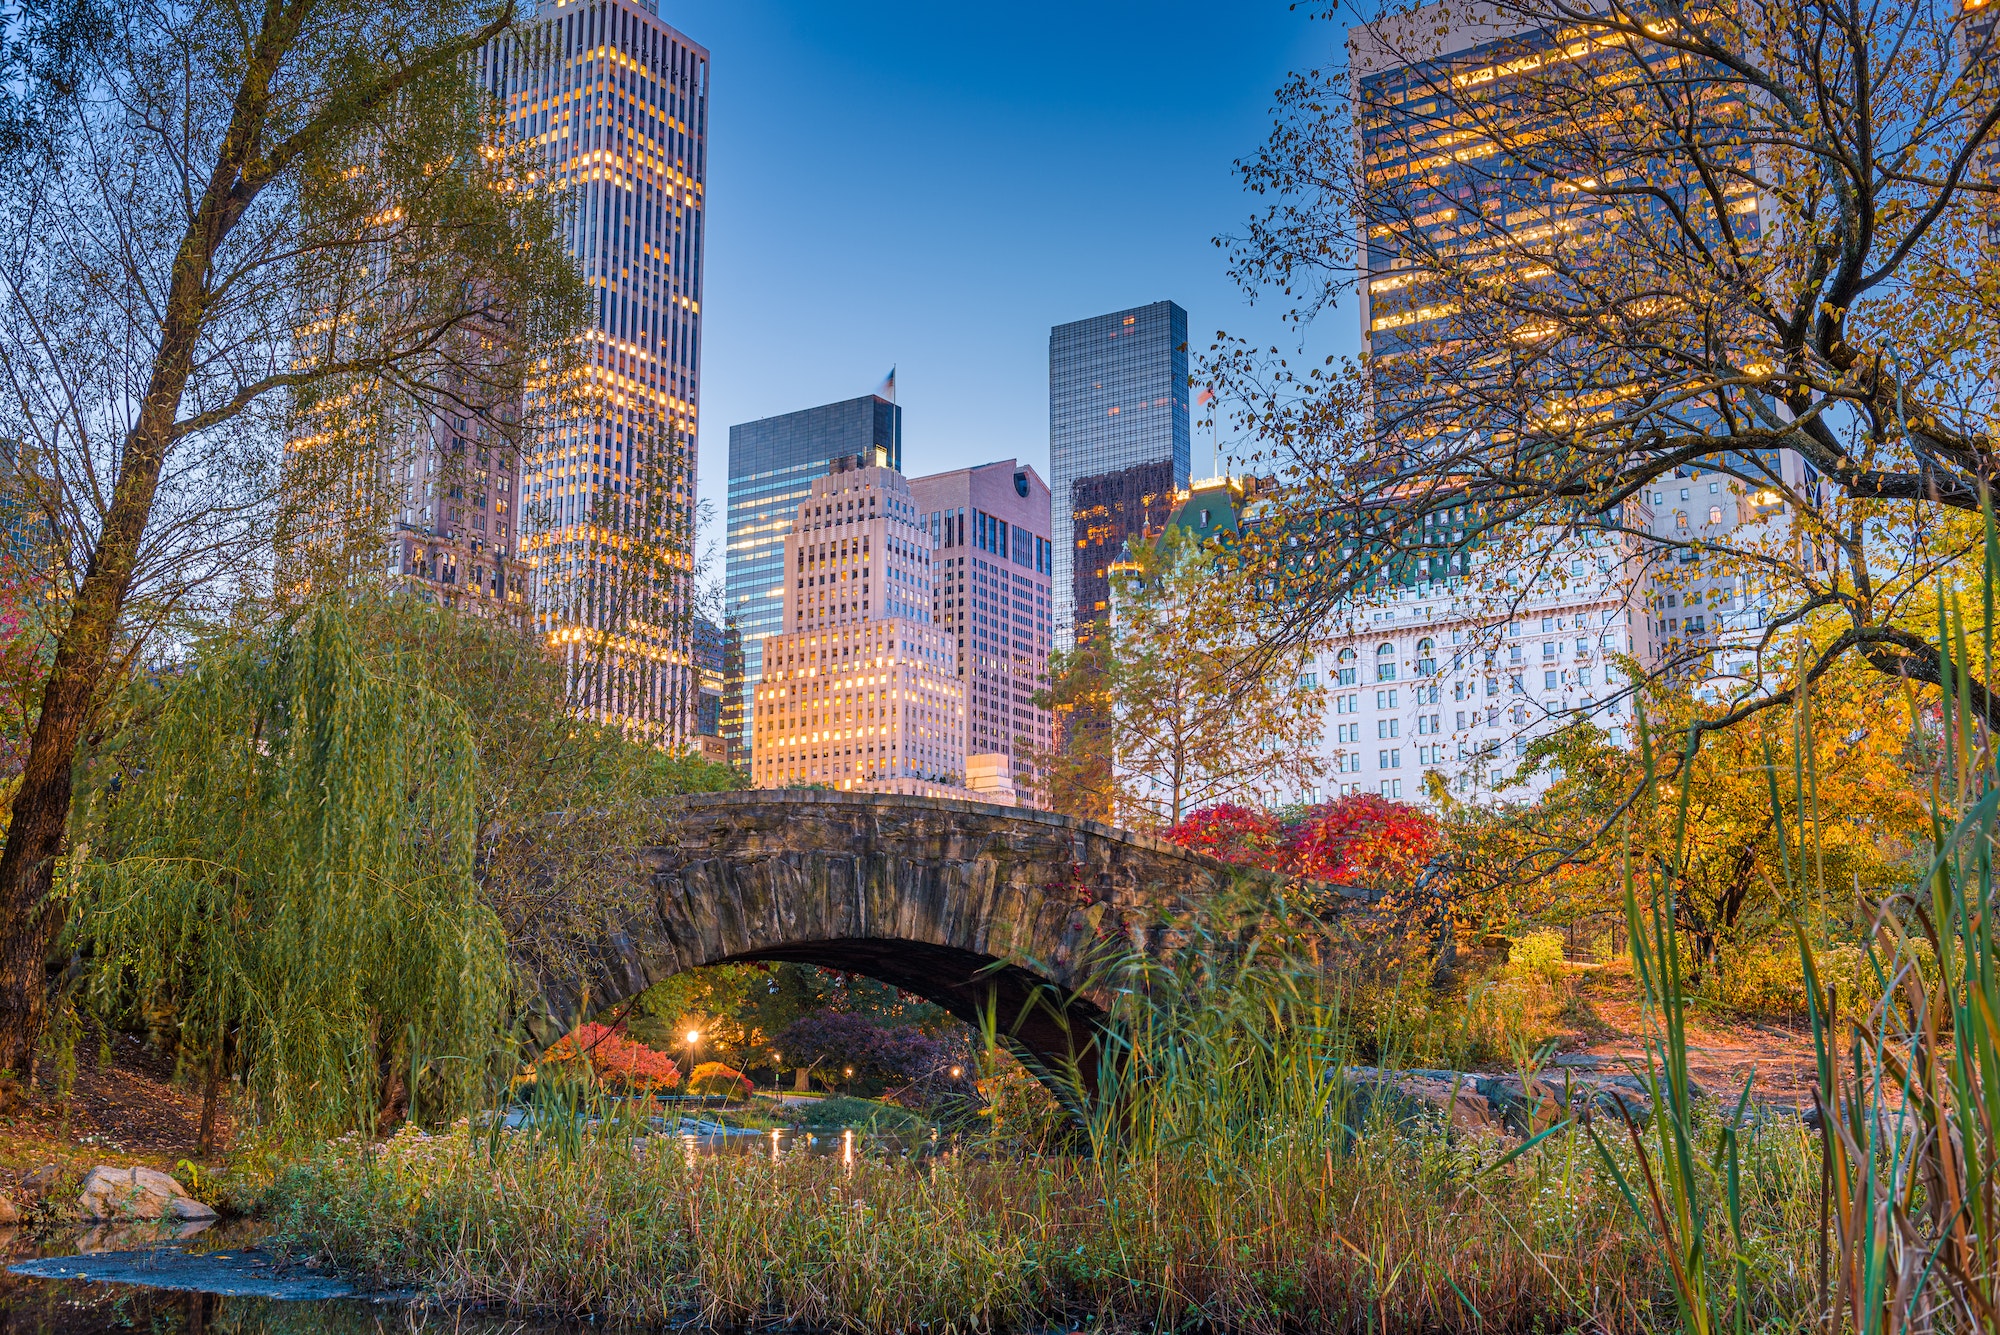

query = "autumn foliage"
[540, 1023, 682, 1093]
[1166, 794, 1437, 885]
[1160, 803, 1283, 867]
[687, 1061, 753, 1099]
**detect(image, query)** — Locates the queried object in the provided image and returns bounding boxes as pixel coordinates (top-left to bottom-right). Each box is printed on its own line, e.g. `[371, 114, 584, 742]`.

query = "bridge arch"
[520, 791, 1373, 1099]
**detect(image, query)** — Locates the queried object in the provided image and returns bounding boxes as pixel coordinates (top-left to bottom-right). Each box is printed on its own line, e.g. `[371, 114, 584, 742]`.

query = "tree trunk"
[0, 14, 290, 1072]
[196, 1038, 225, 1159]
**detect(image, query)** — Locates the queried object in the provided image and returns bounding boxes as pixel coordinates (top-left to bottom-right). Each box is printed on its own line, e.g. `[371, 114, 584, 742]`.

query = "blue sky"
[667, 0, 1362, 566]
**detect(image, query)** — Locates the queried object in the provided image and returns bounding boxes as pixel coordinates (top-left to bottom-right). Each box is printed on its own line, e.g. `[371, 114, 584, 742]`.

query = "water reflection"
[0, 1224, 568, 1335]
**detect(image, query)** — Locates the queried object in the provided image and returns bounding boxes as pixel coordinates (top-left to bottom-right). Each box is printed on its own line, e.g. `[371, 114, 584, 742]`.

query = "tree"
[1438, 666, 1928, 968]
[1025, 633, 1117, 824]
[75, 599, 511, 1141]
[0, 0, 589, 1069]
[1102, 525, 1326, 829]
[348, 598, 742, 1002]
[774, 1009, 961, 1095]
[1214, 0, 2000, 750]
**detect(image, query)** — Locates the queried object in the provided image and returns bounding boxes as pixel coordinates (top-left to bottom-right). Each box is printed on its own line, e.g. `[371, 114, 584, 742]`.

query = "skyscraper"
[476, 0, 708, 747]
[749, 456, 967, 796]
[909, 460, 1053, 803]
[1048, 301, 1190, 648]
[724, 395, 902, 756]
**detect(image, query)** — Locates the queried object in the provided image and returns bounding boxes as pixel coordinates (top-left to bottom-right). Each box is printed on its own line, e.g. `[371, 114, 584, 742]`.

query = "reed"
[268, 913, 1826, 1332]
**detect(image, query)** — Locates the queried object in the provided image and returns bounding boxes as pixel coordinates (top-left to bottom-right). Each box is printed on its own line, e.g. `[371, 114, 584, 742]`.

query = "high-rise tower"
[723, 395, 902, 758]
[1048, 301, 1190, 648]
[908, 460, 1053, 804]
[748, 456, 967, 797]
[477, 0, 708, 747]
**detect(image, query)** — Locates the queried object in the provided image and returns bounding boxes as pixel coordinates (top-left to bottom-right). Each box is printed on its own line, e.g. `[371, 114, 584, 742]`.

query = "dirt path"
[1552, 962, 1819, 1111]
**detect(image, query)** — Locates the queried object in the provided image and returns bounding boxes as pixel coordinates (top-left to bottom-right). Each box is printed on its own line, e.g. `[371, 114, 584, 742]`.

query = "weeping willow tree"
[73, 599, 509, 1143]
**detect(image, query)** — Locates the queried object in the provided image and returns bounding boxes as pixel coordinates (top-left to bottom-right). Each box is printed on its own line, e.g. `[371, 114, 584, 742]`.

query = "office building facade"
[1067, 459, 1181, 643]
[724, 395, 902, 756]
[749, 457, 968, 796]
[386, 406, 534, 628]
[1340, 2, 1787, 801]
[909, 460, 1054, 803]
[476, 0, 708, 747]
[1048, 301, 1190, 648]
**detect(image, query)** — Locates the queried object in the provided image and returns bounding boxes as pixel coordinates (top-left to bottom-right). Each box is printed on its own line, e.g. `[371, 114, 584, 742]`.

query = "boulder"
[76, 1165, 217, 1222]
[0, 1193, 18, 1225]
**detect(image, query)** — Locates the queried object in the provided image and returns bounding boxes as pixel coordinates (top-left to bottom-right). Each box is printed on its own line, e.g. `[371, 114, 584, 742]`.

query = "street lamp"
[683, 1029, 700, 1102]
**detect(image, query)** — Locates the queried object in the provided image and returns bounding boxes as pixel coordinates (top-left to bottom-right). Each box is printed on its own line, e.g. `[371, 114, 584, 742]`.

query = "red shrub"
[1164, 804, 1284, 867]
[541, 1022, 682, 1093]
[1281, 794, 1437, 883]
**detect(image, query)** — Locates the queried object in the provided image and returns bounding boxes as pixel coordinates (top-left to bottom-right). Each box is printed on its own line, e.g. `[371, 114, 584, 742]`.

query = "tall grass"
[268, 893, 1828, 1331]
[1595, 509, 2000, 1333]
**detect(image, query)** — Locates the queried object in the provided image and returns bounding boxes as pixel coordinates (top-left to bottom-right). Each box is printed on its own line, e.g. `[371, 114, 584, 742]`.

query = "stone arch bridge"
[523, 791, 1377, 1098]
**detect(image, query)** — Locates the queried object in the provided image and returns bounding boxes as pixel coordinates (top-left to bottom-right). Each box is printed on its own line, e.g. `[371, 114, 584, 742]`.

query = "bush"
[1509, 930, 1566, 982]
[540, 1023, 681, 1093]
[687, 1062, 752, 1099]
[791, 1095, 928, 1134]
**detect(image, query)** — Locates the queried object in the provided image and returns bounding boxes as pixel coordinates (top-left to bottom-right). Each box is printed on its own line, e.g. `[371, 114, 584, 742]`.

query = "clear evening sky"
[667, 0, 1363, 575]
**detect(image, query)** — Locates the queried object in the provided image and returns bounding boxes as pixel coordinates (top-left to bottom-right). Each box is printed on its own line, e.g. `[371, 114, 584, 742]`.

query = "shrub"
[687, 1062, 752, 1099]
[1281, 793, 1437, 883]
[1163, 795, 1439, 886]
[540, 1023, 681, 1093]
[1509, 929, 1566, 981]
[1163, 804, 1282, 866]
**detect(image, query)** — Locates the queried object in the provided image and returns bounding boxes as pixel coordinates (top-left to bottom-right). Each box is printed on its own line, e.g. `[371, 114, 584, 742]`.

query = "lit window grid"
[478, 0, 708, 746]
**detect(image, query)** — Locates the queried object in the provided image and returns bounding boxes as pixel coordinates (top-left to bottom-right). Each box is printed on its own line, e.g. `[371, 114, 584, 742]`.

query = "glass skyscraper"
[723, 395, 902, 755]
[477, 0, 707, 748]
[1048, 300, 1190, 648]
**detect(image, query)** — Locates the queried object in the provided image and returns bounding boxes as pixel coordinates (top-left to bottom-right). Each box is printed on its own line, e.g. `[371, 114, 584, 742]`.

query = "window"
[1337, 693, 1357, 714]
[1543, 642, 1556, 660]
[1510, 645, 1524, 664]
[1376, 642, 1397, 681]
[1579, 668, 1592, 688]
[1708, 505, 1723, 525]
[1336, 646, 1357, 686]
[1512, 704, 1529, 725]
[1297, 672, 1318, 690]
[1485, 676, 1499, 696]
[1380, 778, 1402, 799]
[1545, 670, 1558, 689]
[1515, 738, 1529, 756]
[1378, 719, 1400, 738]
[1456, 710, 1466, 729]
[1415, 637, 1436, 674]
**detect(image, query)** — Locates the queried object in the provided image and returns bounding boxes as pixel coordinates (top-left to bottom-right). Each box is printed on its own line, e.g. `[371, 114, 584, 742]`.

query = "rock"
[17, 1163, 58, 1200]
[0, 1193, 18, 1225]
[76, 1165, 218, 1223]
[1341, 1067, 1511, 1137]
